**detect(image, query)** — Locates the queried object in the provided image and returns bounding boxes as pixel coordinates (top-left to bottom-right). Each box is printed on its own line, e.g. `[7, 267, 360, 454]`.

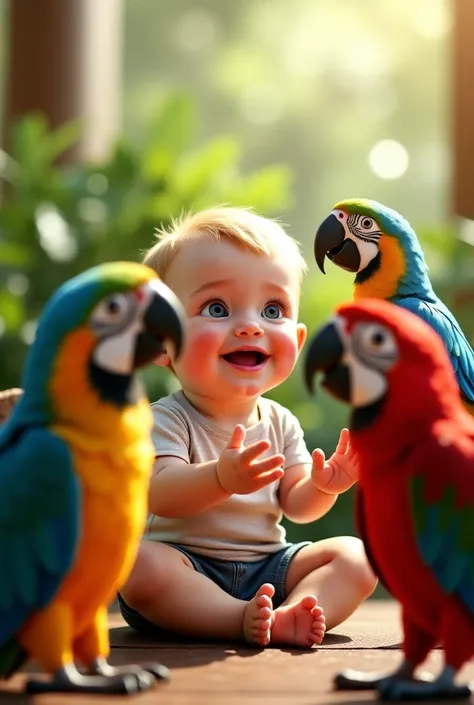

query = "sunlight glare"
[368, 139, 409, 180]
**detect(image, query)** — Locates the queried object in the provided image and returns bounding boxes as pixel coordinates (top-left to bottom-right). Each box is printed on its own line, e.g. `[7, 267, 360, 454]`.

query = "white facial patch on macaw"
[92, 281, 157, 375]
[332, 210, 381, 273]
[333, 315, 389, 408]
[344, 352, 387, 408]
[95, 321, 142, 374]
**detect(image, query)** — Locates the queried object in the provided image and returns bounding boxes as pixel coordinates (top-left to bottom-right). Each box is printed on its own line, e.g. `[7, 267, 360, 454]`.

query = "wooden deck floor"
[2, 600, 474, 704]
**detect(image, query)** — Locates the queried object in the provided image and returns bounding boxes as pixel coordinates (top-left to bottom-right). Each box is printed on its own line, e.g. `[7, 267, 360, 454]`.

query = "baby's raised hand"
[311, 428, 359, 495]
[216, 425, 285, 495]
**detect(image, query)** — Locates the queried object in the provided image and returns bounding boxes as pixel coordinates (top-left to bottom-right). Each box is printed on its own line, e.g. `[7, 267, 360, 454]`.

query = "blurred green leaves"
[0, 93, 292, 394]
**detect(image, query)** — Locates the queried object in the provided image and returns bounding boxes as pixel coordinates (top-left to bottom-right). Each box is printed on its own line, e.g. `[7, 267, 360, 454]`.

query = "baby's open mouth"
[221, 350, 269, 367]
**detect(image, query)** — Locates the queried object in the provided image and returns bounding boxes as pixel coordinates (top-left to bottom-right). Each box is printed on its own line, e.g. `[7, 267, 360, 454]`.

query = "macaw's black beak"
[134, 282, 185, 369]
[304, 321, 351, 403]
[314, 214, 361, 274]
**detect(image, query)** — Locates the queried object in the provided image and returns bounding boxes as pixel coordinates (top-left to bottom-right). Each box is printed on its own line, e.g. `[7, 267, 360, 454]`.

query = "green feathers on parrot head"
[314, 198, 428, 292]
[6, 262, 185, 430]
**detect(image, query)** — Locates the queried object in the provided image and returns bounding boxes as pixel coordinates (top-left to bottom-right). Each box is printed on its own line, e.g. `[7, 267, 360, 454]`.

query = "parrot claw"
[89, 656, 170, 681]
[335, 663, 471, 700]
[335, 659, 419, 692]
[334, 668, 384, 690]
[25, 662, 161, 695]
[378, 676, 471, 701]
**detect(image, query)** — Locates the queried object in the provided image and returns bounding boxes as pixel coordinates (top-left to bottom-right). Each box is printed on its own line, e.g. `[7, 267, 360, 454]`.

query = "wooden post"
[3, 0, 123, 162]
[452, 0, 474, 219]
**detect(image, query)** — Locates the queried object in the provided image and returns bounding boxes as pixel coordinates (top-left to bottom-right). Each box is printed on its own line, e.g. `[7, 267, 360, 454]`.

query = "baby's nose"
[234, 320, 264, 337]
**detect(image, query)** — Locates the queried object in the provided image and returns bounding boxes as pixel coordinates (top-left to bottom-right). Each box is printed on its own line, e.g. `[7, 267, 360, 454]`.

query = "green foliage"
[0, 96, 292, 397]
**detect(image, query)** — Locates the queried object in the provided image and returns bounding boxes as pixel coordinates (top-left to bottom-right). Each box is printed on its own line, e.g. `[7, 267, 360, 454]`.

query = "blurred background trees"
[0, 0, 473, 548]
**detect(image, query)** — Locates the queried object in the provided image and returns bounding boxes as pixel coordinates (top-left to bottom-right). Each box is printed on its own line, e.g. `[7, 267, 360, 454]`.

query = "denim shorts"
[118, 541, 310, 637]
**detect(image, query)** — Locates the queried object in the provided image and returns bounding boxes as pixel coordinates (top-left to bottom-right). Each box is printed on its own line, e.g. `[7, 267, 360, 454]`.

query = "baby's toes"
[252, 618, 272, 645]
[300, 595, 318, 611]
[256, 583, 275, 599]
[257, 605, 272, 621]
[310, 620, 326, 645]
[255, 616, 272, 633]
[257, 594, 273, 612]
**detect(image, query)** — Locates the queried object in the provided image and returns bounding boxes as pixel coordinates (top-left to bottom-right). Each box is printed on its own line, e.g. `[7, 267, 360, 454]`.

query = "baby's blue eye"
[201, 301, 229, 318]
[262, 303, 283, 320]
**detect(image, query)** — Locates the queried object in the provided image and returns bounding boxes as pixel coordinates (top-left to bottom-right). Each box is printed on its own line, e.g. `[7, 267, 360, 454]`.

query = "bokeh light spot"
[368, 139, 409, 180]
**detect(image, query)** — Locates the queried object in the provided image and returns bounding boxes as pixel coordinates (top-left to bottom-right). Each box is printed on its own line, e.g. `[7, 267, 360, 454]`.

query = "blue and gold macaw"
[314, 198, 474, 410]
[0, 262, 184, 696]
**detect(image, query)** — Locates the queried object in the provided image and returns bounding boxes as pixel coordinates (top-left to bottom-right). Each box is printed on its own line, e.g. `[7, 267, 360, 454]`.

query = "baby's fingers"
[335, 428, 350, 455]
[227, 424, 246, 450]
[240, 439, 271, 463]
[312, 448, 326, 473]
[249, 453, 285, 475]
[251, 468, 285, 491]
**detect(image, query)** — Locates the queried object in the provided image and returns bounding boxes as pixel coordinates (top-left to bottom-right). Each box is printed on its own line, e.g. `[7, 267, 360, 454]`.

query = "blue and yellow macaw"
[314, 198, 474, 411]
[0, 261, 184, 695]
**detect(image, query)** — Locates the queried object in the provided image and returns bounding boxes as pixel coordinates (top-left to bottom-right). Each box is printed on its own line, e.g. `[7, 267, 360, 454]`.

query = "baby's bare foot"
[271, 595, 326, 648]
[242, 583, 275, 646]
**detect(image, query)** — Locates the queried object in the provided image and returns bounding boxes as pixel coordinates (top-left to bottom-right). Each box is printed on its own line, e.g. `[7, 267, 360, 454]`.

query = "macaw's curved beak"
[314, 214, 361, 274]
[134, 281, 185, 369]
[304, 321, 350, 403]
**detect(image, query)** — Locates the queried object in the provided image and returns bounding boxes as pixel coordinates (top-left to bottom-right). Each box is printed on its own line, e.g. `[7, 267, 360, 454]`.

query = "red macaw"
[304, 297, 474, 701]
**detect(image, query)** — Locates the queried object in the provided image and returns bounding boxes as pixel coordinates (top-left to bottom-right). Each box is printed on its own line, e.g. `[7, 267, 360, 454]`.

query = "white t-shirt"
[145, 390, 313, 561]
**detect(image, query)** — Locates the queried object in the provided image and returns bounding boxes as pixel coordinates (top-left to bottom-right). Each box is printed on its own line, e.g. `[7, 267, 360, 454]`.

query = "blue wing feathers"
[417, 509, 442, 564]
[412, 478, 474, 617]
[0, 428, 80, 646]
[418, 509, 474, 612]
[459, 584, 474, 613]
[394, 295, 474, 402]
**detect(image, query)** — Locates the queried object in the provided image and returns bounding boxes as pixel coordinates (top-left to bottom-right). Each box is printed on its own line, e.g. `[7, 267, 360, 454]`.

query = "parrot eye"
[371, 331, 385, 346]
[90, 293, 133, 328]
[355, 323, 398, 370]
[361, 217, 374, 230]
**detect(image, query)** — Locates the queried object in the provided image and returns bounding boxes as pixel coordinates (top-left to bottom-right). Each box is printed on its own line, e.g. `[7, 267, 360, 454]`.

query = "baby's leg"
[282, 537, 377, 632]
[121, 541, 266, 641]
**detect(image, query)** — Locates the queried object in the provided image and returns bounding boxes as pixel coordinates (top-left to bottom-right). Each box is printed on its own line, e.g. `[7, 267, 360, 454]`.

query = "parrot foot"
[25, 662, 157, 695]
[378, 677, 470, 701]
[335, 668, 389, 690]
[378, 666, 471, 701]
[89, 656, 170, 682]
[335, 660, 416, 691]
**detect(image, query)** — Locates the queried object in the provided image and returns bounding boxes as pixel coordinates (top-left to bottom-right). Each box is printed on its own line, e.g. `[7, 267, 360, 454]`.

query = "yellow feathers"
[354, 236, 406, 300]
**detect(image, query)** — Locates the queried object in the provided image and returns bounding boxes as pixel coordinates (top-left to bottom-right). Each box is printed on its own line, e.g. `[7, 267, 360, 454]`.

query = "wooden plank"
[452, 0, 474, 218]
[3, 649, 474, 704]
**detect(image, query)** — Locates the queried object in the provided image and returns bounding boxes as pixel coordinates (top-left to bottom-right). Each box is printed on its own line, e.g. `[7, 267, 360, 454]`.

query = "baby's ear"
[296, 323, 307, 354]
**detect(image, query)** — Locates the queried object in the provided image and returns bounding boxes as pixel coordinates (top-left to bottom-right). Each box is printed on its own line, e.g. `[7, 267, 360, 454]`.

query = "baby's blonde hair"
[143, 206, 308, 283]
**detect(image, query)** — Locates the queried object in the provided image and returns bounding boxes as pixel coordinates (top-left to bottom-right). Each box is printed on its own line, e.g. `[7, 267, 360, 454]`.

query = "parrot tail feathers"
[0, 637, 27, 679]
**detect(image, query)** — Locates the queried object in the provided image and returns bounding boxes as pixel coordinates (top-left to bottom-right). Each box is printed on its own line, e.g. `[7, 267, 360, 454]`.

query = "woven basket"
[0, 388, 23, 424]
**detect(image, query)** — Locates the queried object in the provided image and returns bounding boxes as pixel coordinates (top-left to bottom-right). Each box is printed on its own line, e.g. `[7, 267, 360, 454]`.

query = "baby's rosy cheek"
[191, 328, 221, 350]
[275, 334, 300, 363]
[182, 329, 221, 372]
